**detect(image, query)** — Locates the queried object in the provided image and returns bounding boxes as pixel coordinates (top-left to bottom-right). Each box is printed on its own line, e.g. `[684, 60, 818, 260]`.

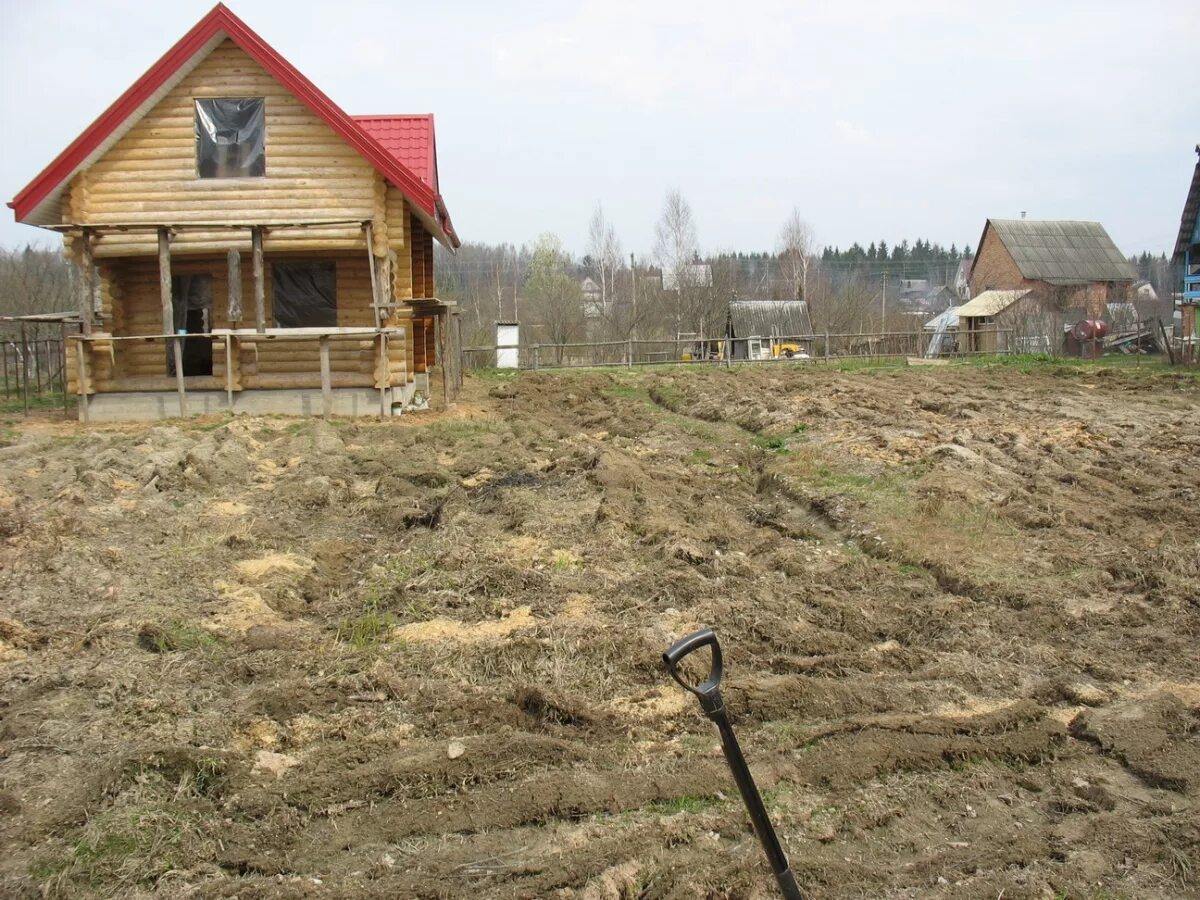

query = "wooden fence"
[462, 329, 1017, 372]
[1, 333, 69, 413]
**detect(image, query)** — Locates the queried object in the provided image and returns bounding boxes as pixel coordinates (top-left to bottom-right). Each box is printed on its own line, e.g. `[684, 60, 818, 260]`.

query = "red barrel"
[1071, 319, 1109, 342]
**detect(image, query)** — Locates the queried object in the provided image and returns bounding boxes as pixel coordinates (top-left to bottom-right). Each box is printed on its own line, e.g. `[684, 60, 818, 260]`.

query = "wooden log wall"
[411, 317, 429, 374]
[69, 40, 377, 257]
[409, 212, 435, 298]
[102, 251, 382, 380]
[386, 186, 414, 301]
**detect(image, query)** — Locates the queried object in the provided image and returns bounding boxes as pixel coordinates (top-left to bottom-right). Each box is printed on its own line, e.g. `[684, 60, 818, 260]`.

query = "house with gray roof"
[727, 299, 813, 360]
[968, 218, 1137, 317]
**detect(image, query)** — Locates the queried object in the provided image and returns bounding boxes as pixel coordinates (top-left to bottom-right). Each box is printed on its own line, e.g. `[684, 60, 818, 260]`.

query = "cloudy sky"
[1, 0, 1196, 258]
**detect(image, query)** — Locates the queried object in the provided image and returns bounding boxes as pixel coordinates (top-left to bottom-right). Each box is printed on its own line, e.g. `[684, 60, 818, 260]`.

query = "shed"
[955, 289, 1030, 353]
[727, 300, 813, 360]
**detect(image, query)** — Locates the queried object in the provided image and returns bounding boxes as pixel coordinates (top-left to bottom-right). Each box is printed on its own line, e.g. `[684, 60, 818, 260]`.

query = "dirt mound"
[1, 363, 1197, 898]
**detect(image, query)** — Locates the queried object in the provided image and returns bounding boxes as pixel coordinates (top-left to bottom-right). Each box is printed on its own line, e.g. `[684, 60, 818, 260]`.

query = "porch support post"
[224, 333, 234, 411]
[319, 335, 332, 418]
[75, 338, 89, 423]
[227, 249, 242, 326]
[173, 338, 187, 418]
[455, 314, 464, 389]
[436, 312, 448, 409]
[78, 228, 94, 337]
[251, 227, 265, 334]
[158, 227, 173, 336]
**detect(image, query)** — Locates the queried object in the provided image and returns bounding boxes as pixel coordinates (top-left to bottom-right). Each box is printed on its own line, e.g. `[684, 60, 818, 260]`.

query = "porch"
[59, 220, 461, 421]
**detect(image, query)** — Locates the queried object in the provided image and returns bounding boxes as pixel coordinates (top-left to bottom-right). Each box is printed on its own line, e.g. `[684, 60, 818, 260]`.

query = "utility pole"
[630, 252, 637, 339]
[880, 272, 887, 335]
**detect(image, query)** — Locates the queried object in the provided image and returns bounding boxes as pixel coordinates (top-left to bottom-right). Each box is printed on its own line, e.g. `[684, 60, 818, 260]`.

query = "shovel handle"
[663, 628, 724, 714]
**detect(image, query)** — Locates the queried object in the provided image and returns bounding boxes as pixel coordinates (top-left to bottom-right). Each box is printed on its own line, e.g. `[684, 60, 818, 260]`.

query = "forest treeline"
[0, 193, 1178, 348]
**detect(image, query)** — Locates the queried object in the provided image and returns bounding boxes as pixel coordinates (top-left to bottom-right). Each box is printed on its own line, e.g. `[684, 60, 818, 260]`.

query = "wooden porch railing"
[66, 326, 407, 422]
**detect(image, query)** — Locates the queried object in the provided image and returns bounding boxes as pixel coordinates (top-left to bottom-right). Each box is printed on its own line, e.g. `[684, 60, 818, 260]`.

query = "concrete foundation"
[80, 387, 400, 423]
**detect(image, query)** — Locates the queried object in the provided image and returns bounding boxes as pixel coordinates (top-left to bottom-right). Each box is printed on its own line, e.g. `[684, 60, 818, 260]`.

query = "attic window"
[195, 98, 265, 178]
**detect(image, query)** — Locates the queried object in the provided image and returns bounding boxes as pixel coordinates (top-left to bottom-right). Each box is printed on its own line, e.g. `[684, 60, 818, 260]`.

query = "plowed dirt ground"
[1, 360, 1198, 898]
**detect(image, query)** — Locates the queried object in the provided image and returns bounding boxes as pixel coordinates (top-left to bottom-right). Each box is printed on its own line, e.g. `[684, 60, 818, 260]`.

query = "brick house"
[968, 219, 1136, 318]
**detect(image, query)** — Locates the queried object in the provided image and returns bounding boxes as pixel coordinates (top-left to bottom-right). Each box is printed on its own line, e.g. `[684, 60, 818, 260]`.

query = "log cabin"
[8, 4, 461, 421]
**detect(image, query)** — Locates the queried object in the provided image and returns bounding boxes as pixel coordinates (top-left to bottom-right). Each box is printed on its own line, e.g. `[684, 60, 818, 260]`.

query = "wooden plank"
[226, 249, 242, 324]
[252, 226, 265, 334]
[225, 333, 234, 410]
[158, 227, 173, 335]
[172, 337, 187, 417]
[319, 335, 332, 418]
[75, 339, 89, 423]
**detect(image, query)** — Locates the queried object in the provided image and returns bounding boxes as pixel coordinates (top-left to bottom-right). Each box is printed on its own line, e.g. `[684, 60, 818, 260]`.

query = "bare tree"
[777, 209, 815, 304]
[586, 204, 622, 314]
[435, 241, 530, 345]
[0, 245, 77, 338]
[525, 233, 584, 359]
[654, 189, 700, 335]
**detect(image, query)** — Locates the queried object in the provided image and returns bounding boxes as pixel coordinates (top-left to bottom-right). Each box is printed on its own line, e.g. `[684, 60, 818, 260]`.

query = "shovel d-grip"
[663, 628, 804, 900]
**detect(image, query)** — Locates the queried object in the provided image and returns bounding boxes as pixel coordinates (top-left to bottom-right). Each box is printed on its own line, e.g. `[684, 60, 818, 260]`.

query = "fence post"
[20, 322, 29, 416]
[532, 345, 540, 371]
[626, 338, 633, 367]
[61, 323, 69, 415]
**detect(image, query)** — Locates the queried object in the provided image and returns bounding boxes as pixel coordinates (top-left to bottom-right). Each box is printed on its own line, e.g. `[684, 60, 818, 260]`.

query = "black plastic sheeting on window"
[272, 263, 337, 328]
[195, 98, 265, 178]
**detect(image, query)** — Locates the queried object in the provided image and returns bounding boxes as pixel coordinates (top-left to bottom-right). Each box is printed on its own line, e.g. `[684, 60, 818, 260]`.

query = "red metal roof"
[354, 115, 439, 194]
[8, 3, 459, 248]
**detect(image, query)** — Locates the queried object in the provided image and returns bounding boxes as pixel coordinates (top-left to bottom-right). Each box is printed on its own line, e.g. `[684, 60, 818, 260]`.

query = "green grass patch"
[688, 448, 713, 465]
[137, 621, 220, 653]
[184, 417, 230, 432]
[33, 798, 205, 890]
[604, 382, 645, 399]
[814, 466, 874, 489]
[421, 418, 502, 439]
[336, 608, 398, 647]
[648, 794, 720, 815]
[753, 433, 789, 452]
[0, 390, 73, 415]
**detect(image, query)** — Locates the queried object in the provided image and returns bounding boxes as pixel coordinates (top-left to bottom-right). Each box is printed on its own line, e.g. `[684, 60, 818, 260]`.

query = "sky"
[1, 0, 1197, 259]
